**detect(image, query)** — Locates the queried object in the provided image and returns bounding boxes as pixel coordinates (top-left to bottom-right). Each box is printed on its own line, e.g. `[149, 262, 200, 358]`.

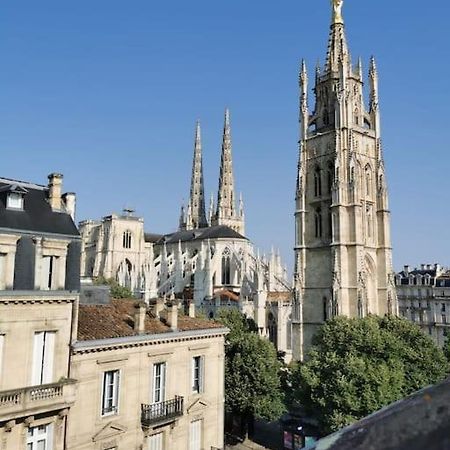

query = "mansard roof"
[77, 298, 224, 341]
[0, 177, 79, 237]
[156, 225, 247, 245]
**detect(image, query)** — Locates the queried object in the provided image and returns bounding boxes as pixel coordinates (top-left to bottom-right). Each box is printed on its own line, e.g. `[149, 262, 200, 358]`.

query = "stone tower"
[212, 109, 245, 235]
[292, 0, 397, 360]
[181, 121, 208, 230]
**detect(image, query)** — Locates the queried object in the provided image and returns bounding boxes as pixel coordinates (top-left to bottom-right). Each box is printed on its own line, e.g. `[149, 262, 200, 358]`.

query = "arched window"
[327, 164, 334, 194]
[354, 108, 360, 125]
[314, 167, 322, 197]
[323, 297, 328, 321]
[315, 208, 323, 238]
[123, 230, 132, 249]
[350, 166, 355, 184]
[323, 109, 330, 126]
[286, 315, 292, 350]
[366, 205, 373, 239]
[221, 249, 231, 285]
[365, 167, 372, 197]
[328, 210, 333, 239]
[268, 312, 277, 348]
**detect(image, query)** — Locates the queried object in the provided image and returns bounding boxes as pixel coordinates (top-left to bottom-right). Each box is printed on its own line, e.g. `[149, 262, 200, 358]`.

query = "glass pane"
[37, 439, 46, 450]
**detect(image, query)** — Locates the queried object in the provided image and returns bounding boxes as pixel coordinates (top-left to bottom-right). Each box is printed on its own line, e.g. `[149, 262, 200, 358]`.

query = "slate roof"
[77, 298, 224, 341]
[144, 232, 163, 243]
[156, 225, 247, 245]
[0, 177, 79, 237]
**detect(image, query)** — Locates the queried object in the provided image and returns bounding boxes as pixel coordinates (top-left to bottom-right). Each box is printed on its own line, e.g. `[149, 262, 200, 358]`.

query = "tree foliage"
[291, 315, 449, 434]
[216, 309, 285, 422]
[93, 277, 135, 299]
[444, 331, 450, 363]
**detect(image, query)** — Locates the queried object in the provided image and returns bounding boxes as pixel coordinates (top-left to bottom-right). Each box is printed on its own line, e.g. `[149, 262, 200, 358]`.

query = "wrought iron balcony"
[0, 378, 77, 421]
[141, 396, 184, 427]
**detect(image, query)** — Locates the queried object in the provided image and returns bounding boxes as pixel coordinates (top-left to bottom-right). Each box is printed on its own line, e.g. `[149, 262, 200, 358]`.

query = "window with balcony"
[102, 370, 120, 416]
[152, 362, 166, 404]
[192, 356, 204, 394]
[27, 423, 53, 450]
[189, 419, 202, 450]
[31, 331, 55, 385]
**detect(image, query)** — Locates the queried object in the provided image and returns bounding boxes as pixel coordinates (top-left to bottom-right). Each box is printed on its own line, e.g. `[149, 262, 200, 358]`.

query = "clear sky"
[0, 0, 449, 273]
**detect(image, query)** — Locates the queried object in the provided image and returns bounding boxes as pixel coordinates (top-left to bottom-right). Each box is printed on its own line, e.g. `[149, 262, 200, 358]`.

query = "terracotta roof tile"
[77, 298, 224, 342]
[267, 291, 292, 301]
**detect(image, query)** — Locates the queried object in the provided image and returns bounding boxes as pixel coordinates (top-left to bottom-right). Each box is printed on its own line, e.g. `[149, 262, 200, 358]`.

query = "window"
[7, 192, 23, 209]
[314, 168, 322, 197]
[41, 256, 57, 290]
[148, 433, 163, 450]
[102, 370, 120, 415]
[365, 167, 372, 197]
[192, 356, 204, 394]
[327, 166, 334, 194]
[0, 334, 4, 382]
[152, 362, 166, 404]
[189, 419, 202, 450]
[221, 250, 231, 285]
[123, 230, 132, 249]
[0, 254, 5, 290]
[31, 331, 55, 385]
[314, 209, 322, 238]
[27, 424, 53, 450]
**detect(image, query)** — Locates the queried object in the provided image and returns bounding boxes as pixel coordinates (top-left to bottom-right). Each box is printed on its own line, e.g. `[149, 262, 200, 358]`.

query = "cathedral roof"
[144, 232, 163, 243]
[0, 177, 79, 237]
[157, 225, 247, 244]
[77, 298, 224, 341]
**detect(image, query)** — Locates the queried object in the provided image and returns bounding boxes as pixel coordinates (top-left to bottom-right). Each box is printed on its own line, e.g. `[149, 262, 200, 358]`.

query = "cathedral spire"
[326, 0, 350, 73]
[216, 108, 236, 220]
[212, 108, 245, 235]
[187, 120, 208, 230]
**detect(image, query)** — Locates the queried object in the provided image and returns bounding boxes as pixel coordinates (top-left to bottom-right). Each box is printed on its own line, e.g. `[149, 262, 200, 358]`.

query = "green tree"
[93, 277, 135, 299]
[291, 315, 448, 434]
[216, 309, 285, 437]
[444, 331, 450, 363]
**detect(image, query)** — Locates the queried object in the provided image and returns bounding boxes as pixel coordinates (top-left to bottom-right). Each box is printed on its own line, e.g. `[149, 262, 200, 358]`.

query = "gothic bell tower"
[292, 0, 398, 360]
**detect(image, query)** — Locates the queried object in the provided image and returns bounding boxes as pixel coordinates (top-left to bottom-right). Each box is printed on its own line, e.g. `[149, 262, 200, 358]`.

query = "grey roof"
[0, 178, 79, 237]
[144, 232, 164, 243]
[156, 225, 247, 244]
[309, 378, 450, 450]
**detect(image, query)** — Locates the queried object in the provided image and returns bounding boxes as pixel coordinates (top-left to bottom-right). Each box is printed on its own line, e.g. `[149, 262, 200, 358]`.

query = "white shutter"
[0, 335, 4, 384]
[200, 356, 205, 393]
[189, 420, 202, 450]
[0, 254, 5, 290]
[113, 370, 120, 411]
[160, 363, 166, 403]
[41, 257, 51, 290]
[31, 332, 45, 385]
[42, 332, 55, 384]
[191, 357, 196, 392]
[149, 432, 163, 450]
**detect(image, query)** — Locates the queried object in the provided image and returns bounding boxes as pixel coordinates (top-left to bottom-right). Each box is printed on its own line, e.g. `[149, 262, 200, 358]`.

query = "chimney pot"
[62, 192, 76, 221]
[166, 301, 178, 331]
[404, 265, 410, 274]
[188, 301, 196, 318]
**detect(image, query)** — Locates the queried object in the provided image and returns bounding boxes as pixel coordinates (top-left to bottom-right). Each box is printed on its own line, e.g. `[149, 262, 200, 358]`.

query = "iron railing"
[141, 396, 184, 427]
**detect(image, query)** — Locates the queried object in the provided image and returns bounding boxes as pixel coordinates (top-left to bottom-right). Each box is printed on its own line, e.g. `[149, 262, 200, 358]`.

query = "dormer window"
[0, 184, 27, 210]
[7, 192, 24, 209]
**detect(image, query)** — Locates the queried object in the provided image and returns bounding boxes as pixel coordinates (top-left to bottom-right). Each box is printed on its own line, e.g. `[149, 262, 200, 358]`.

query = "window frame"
[26, 423, 53, 450]
[101, 369, 120, 417]
[152, 362, 166, 404]
[192, 355, 205, 395]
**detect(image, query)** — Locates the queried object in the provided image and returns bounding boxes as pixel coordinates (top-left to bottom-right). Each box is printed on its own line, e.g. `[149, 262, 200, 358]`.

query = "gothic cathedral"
[293, 0, 398, 360]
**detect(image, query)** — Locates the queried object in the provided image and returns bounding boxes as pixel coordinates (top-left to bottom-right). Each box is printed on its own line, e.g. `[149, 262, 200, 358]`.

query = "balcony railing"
[141, 396, 184, 427]
[0, 378, 77, 421]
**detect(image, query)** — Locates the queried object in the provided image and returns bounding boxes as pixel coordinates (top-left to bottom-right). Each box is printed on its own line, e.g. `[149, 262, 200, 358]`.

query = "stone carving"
[331, 0, 344, 23]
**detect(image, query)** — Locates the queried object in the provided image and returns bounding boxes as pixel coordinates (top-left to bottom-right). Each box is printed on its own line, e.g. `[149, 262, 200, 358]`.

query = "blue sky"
[0, 0, 449, 272]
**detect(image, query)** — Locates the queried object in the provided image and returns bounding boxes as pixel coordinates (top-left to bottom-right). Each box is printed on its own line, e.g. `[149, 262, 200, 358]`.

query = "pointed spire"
[208, 193, 215, 225]
[186, 120, 208, 230]
[179, 203, 186, 230]
[216, 108, 236, 219]
[326, 1, 350, 73]
[357, 57, 363, 80]
[300, 59, 309, 139]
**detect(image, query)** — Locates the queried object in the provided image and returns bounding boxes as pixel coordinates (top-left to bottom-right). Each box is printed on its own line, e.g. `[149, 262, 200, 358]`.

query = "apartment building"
[0, 174, 80, 449]
[67, 298, 227, 450]
[396, 264, 450, 347]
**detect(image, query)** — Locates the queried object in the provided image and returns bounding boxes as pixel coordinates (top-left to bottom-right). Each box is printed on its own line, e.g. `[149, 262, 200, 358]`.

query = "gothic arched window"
[315, 208, 323, 238]
[327, 163, 334, 194]
[123, 230, 132, 249]
[268, 312, 277, 348]
[366, 205, 373, 239]
[323, 109, 330, 126]
[221, 249, 231, 285]
[365, 166, 372, 197]
[314, 167, 322, 197]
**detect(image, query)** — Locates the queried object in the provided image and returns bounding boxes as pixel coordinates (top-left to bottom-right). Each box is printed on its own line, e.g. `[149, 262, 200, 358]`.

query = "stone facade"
[67, 299, 227, 450]
[0, 174, 80, 450]
[396, 264, 450, 347]
[293, 1, 397, 360]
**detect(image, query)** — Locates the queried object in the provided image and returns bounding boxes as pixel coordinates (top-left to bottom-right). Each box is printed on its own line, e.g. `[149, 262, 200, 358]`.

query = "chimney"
[62, 192, 76, 221]
[134, 301, 147, 334]
[404, 265, 410, 274]
[48, 173, 63, 211]
[421, 264, 426, 271]
[167, 301, 178, 331]
[188, 300, 196, 318]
